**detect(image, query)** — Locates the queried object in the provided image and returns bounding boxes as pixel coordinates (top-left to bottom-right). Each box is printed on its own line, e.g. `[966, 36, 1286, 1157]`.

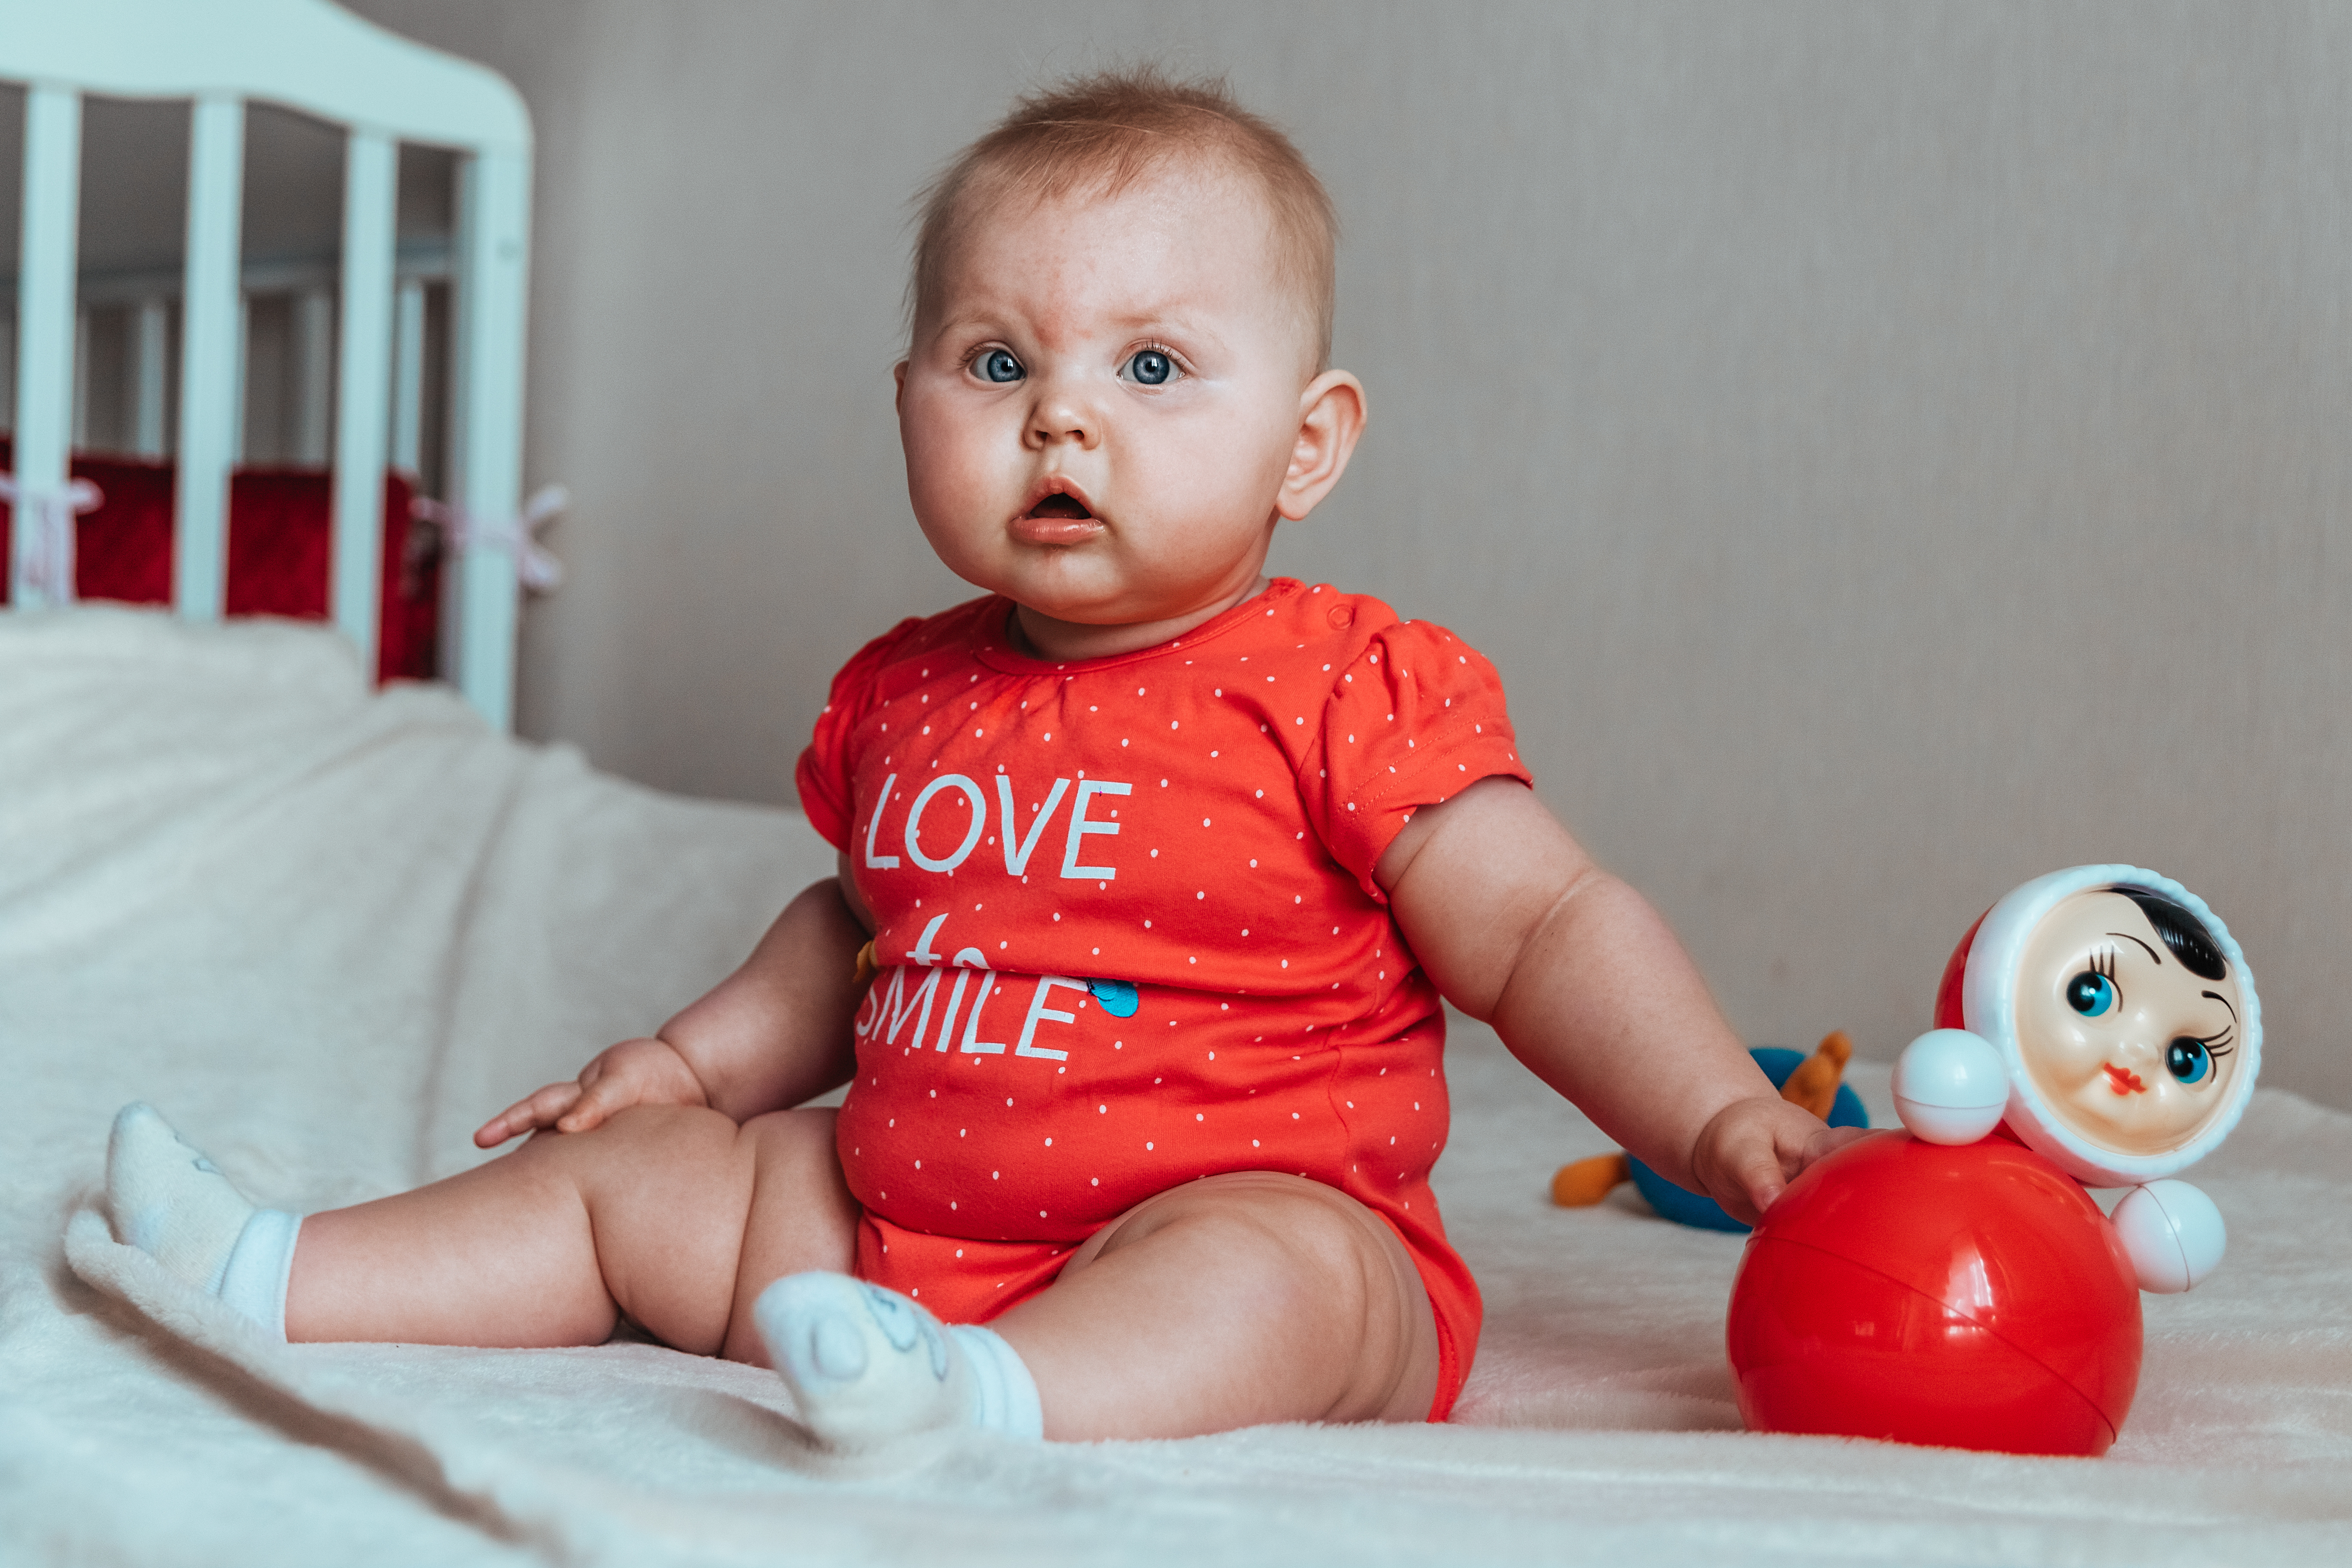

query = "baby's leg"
[110, 1101, 857, 1356]
[760, 1172, 1437, 1445]
[289, 1105, 856, 1357]
[997, 1172, 1441, 1439]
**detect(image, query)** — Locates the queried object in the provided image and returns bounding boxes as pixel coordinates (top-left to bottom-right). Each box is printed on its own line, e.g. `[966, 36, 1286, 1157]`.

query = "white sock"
[218, 1207, 301, 1339]
[754, 1272, 1044, 1448]
[106, 1102, 298, 1340]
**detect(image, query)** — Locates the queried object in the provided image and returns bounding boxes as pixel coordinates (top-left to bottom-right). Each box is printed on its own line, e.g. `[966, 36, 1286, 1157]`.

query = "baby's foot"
[105, 1103, 298, 1337]
[107, 1103, 257, 1292]
[754, 1272, 1042, 1448]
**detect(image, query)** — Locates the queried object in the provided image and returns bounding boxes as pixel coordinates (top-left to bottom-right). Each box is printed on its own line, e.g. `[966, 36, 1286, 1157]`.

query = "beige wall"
[351, 2, 2352, 1110]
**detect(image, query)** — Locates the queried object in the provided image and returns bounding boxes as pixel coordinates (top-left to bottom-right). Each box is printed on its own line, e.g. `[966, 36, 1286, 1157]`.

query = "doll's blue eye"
[2166, 1038, 2212, 1084]
[2067, 972, 2117, 1017]
[978, 349, 1023, 383]
[1123, 349, 1173, 386]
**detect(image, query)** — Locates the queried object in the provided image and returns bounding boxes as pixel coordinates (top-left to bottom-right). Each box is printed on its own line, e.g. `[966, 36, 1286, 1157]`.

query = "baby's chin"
[983, 563, 1137, 622]
[993, 560, 1212, 628]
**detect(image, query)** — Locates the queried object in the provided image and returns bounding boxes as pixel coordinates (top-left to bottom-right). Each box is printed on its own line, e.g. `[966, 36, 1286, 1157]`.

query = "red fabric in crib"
[0, 438, 438, 683]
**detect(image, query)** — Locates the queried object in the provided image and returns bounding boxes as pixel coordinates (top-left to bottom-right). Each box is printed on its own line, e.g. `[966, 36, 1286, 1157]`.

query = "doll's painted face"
[2013, 889, 2242, 1157]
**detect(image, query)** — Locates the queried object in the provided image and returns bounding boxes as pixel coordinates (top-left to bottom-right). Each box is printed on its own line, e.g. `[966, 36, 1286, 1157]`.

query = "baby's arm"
[1378, 778, 1855, 1222]
[475, 860, 874, 1146]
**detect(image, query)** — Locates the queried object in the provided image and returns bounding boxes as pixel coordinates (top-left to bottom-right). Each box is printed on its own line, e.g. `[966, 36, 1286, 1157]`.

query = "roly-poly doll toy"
[1725, 865, 2260, 1456]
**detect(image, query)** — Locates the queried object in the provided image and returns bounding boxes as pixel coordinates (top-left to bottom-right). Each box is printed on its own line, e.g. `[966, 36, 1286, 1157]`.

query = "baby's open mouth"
[1011, 481, 1105, 545]
[2102, 1062, 2147, 1096]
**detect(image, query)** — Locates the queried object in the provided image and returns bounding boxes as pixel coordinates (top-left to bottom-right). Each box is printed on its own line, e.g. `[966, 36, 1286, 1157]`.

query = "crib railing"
[44, 248, 445, 472]
[2, 0, 533, 729]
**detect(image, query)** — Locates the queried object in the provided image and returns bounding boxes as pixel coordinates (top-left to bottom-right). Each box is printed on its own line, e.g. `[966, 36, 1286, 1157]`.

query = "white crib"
[2, 0, 534, 726]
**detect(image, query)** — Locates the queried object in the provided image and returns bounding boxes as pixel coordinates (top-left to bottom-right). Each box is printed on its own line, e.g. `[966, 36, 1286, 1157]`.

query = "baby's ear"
[893, 361, 910, 410]
[1277, 370, 1367, 521]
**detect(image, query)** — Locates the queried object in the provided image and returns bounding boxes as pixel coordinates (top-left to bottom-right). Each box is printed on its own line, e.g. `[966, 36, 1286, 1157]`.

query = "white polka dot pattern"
[794, 579, 1519, 1349]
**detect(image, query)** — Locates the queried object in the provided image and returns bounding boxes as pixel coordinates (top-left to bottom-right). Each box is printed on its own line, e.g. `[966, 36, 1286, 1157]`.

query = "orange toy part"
[1551, 1152, 1630, 1207]
[1776, 1031, 1852, 1120]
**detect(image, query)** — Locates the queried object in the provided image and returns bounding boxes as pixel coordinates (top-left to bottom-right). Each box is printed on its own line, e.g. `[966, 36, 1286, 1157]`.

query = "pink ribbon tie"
[0, 473, 105, 604]
[411, 484, 568, 594]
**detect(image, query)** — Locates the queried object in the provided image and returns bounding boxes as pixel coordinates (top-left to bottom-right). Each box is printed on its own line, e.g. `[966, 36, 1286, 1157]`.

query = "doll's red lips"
[2102, 1062, 2146, 1095]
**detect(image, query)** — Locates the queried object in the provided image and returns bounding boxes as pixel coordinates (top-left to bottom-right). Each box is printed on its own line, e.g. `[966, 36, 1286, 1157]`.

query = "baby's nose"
[1027, 391, 1099, 448]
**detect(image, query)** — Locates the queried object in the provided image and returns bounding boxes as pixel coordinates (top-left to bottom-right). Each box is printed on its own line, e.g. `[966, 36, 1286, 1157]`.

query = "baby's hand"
[1687, 1096, 1869, 1226]
[472, 1036, 711, 1148]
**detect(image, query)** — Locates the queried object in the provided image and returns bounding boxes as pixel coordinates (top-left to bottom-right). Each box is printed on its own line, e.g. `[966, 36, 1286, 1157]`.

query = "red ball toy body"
[1725, 1128, 2142, 1455]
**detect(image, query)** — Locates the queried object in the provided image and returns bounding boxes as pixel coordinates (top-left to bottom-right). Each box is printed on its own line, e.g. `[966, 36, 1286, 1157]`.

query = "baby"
[106, 70, 1853, 1446]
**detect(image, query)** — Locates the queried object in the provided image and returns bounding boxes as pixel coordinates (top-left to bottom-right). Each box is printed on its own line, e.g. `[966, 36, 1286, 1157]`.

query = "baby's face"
[897, 164, 1345, 650]
[2013, 891, 2243, 1156]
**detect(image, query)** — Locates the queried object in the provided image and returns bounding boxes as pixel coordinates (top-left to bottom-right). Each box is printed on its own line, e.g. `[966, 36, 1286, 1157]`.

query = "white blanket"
[4, 608, 2348, 1566]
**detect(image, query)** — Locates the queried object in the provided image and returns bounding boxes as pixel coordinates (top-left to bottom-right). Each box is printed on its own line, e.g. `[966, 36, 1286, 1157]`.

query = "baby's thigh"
[717, 1108, 861, 1364]
[553, 1104, 766, 1350]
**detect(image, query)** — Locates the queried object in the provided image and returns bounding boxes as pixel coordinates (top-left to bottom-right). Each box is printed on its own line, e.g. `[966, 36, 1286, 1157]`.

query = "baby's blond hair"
[911, 67, 1338, 371]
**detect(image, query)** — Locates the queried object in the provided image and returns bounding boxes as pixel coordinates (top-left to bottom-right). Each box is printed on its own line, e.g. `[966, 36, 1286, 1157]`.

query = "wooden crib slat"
[294, 287, 334, 465]
[10, 85, 82, 609]
[391, 280, 427, 475]
[174, 93, 244, 622]
[231, 294, 250, 463]
[331, 127, 398, 672]
[71, 306, 92, 451]
[132, 299, 169, 459]
[447, 147, 533, 730]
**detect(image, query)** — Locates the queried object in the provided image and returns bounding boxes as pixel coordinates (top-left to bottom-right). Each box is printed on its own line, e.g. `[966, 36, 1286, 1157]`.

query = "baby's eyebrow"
[927, 312, 1017, 343]
[1102, 307, 1226, 344]
[2201, 989, 2237, 1021]
[2107, 931, 2163, 965]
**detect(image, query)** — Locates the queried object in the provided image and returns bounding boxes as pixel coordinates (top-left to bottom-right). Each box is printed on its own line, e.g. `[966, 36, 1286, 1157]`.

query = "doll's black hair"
[2109, 886, 2227, 981]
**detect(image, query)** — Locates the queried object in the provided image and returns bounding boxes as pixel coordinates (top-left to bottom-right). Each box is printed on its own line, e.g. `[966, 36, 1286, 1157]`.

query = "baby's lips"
[1018, 474, 1100, 518]
[1010, 514, 1107, 546]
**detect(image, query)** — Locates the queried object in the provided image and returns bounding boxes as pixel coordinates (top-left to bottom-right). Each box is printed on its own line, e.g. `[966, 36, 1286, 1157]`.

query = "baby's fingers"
[1799, 1124, 1871, 1172]
[1718, 1150, 1783, 1227]
[474, 1082, 583, 1148]
[1732, 1122, 1870, 1219]
[554, 1073, 634, 1134]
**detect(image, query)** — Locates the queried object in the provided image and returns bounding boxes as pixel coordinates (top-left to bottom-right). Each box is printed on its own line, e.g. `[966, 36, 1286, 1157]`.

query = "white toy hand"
[1892, 1029, 2009, 1145]
[2111, 1179, 2226, 1292]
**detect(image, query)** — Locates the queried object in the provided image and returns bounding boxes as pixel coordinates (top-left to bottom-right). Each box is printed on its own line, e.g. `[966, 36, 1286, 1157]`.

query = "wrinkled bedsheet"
[4, 608, 2349, 1566]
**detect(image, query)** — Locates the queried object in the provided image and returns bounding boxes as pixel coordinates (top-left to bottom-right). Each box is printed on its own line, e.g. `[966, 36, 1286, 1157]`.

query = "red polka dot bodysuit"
[795, 578, 1529, 1418]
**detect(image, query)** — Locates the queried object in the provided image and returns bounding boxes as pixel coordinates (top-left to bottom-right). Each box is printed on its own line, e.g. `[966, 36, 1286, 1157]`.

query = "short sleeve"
[1302, 619, 1531, 900]
[794, 617, 925, 852]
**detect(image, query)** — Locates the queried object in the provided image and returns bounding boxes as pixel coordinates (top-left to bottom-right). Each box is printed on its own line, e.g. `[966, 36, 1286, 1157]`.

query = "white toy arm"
[1891, 1029, 2009, 1144]
[2111, 1179, 2226, 1293]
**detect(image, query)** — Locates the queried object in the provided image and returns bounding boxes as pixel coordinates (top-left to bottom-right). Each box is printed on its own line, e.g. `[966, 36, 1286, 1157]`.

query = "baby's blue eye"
[2166, 1038, 2212, 1084]
[977, 349, 1023, 383]
[2067, 971, 2117, 1017]
[1124, 349, 1173, 386]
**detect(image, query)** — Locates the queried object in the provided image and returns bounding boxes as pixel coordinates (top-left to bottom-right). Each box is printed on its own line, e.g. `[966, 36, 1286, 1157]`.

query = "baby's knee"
[1120, 1176, 1389, 1303]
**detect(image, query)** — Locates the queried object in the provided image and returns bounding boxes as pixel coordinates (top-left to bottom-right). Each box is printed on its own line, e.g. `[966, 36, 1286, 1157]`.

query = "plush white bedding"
[5, 608, 2349, 1566]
